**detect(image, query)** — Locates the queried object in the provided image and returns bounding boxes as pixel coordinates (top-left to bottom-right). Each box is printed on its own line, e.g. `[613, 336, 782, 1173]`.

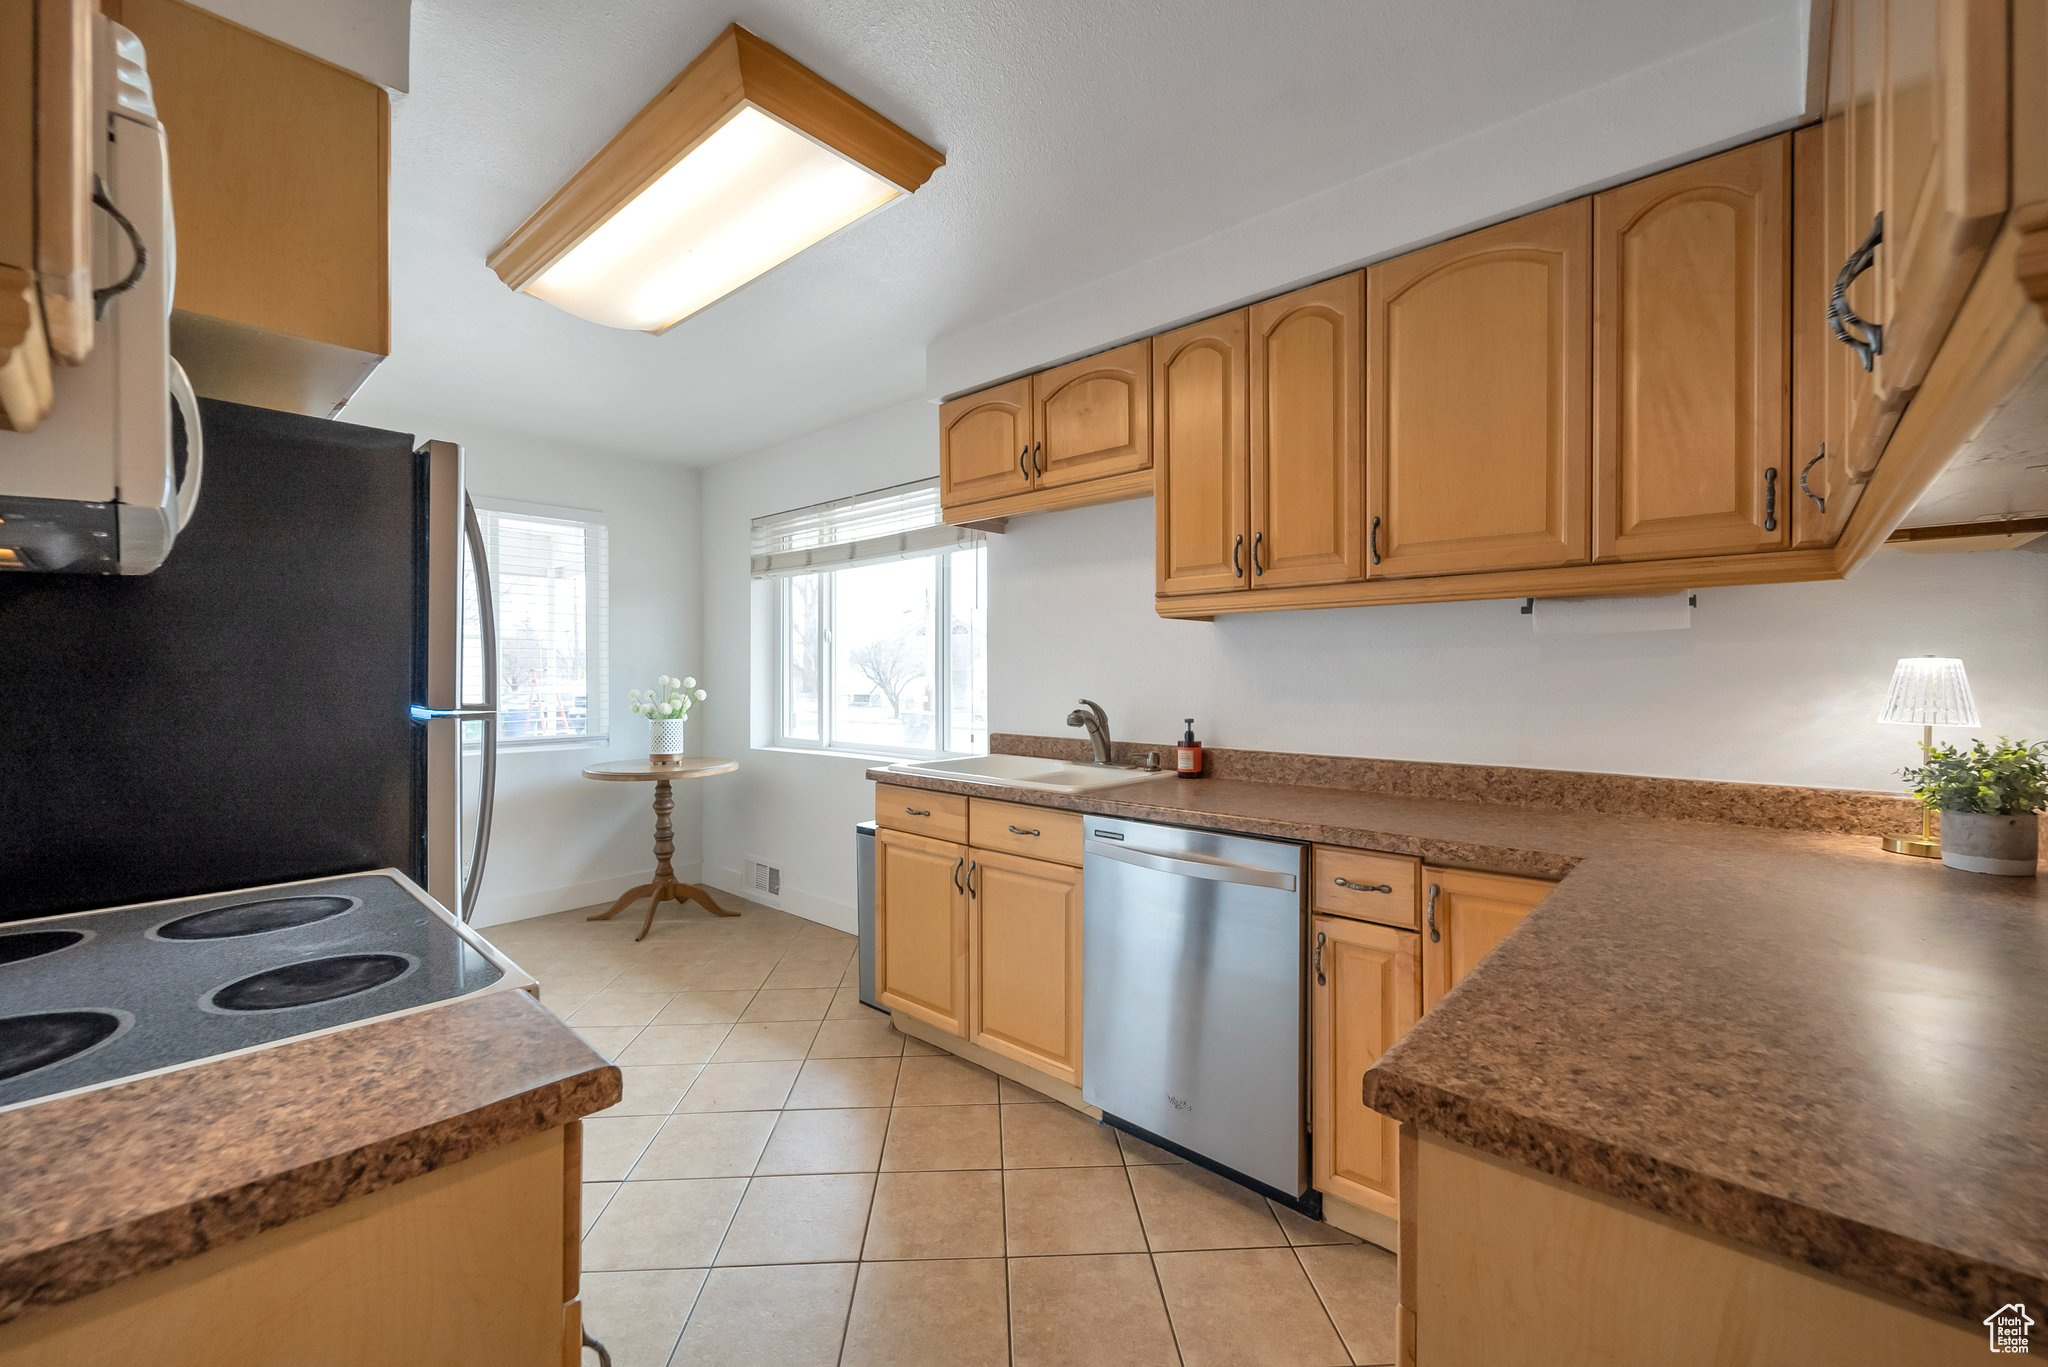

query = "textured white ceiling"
[353, 0, 1804, 465]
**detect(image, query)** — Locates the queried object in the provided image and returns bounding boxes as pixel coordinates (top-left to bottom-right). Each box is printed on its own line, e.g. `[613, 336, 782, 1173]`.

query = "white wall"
[990, 499, 2048, 792]
[344, 401, 703, 926]
[697, 401, 938, 932]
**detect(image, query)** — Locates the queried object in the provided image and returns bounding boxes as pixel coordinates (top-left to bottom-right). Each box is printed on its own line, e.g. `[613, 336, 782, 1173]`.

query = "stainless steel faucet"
[1066, 698, 1113, 765]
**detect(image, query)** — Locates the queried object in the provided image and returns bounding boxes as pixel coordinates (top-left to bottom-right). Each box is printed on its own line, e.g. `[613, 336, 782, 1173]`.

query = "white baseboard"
[470, 861, 704, 928]
[701, 862, 856, 935]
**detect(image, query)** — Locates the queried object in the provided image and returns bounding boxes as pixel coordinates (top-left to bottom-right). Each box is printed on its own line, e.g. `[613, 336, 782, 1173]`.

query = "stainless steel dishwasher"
[1082, 815, 1309, 1202]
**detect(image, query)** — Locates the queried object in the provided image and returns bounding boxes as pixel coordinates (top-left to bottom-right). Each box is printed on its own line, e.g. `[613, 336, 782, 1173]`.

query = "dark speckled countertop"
[0, 987, 617, 1324]
[872, 758, 2048, 1323]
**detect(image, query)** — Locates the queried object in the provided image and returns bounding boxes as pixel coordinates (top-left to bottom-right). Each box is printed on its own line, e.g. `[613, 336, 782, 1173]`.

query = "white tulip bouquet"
[629, 675, 708, 720]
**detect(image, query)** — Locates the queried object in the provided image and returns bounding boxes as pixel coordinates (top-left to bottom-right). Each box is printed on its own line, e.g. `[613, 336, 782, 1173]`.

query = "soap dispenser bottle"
[1175, 719, 1205, 779]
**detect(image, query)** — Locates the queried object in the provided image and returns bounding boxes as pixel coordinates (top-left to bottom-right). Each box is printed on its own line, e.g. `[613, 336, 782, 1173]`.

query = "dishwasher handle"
[1088, 841, 1299, 892]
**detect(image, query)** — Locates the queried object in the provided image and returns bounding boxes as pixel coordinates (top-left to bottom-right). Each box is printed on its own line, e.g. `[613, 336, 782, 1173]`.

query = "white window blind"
[750, 478, 986, 578]
[463, 499, 609, 745]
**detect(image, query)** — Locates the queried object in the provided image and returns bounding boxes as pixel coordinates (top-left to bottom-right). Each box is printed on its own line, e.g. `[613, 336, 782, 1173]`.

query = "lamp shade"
[1878, 656, 1979, 727]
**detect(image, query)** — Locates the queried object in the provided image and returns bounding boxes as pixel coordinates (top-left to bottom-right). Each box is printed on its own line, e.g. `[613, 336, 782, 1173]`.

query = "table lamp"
[1879, 655, 1979, 857]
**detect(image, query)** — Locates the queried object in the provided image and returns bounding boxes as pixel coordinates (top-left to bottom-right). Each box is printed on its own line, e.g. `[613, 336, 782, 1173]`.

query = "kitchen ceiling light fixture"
[487, 24, 943, 334]
[1878, 655, 1980, 858]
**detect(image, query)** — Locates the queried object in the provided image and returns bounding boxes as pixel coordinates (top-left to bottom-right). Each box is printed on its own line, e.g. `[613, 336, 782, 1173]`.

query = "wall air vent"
[745, 858, 782, 903]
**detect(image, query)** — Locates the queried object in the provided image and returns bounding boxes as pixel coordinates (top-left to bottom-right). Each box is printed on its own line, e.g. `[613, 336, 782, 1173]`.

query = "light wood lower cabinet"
[0, 1126, 577, 1367]
[1367, 200, 1592, 579]
[1311, 914, 1420, 1218]
[969, 849, 1083, 1086]
[875, 827, 970, 1035]
[1420, 867, 1555, 1010]
[876, 798, 1084, 1086]
[1404, 1131, 1983, 1366]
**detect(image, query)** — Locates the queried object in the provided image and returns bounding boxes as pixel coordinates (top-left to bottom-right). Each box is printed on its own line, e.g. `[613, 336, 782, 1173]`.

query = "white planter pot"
[1940, 810, 2039, 876]
[648, 717, 688, 762]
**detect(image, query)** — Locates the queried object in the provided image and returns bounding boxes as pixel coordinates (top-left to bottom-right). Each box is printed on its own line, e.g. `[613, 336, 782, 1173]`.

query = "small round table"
[583, 757, 740, 941]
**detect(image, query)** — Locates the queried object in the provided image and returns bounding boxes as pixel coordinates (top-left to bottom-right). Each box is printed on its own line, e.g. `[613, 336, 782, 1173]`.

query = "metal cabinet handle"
[1007, 824, 1041, 837]
[1425, 882, 1441, 943]
[1762, 466, 1779, 533]
[952, 857, 965, 893]
[1313, 930, 1327, 987]
[1333, 877, 1393, 895]
[1829, 212, 1884, 371]
[967, 859, 979, 899]
[1799, 446, 1827, 514]
[1018, 446, 1030, 480]
[905, 806, 932, 817]
[1232, 534, 1244, 579]
[1032, 441, 1044, 477]
[1251, 531, 1264, 576]
[1370, 516, 1382, 566]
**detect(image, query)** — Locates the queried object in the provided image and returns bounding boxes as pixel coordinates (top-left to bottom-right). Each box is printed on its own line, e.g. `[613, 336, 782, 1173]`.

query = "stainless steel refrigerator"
[0, 399, 498, 923]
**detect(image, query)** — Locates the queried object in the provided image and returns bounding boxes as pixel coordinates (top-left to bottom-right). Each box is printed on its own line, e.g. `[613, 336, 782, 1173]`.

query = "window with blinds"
[754, 479, 988, 757]
[750, 478, 983, 577]
[463, 499, 609, 746]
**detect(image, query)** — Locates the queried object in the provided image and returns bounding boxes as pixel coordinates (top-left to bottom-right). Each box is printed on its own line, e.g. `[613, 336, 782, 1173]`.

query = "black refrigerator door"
[0, 399, 424, 919]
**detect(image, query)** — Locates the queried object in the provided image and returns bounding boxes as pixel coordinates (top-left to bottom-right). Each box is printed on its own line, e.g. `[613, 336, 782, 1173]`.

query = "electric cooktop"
[0, 871, 532, 1111]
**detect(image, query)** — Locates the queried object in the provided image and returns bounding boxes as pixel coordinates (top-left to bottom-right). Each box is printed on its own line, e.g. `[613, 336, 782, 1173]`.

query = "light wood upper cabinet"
[939, 376, 1034, 509]
[875, 827, 970, 1036]
[1, 0, 92, 431]
[1154, 310, 1251, 595]
[106, 0, 390, 416]
[1311, 914, 1419, 1219]
[1034, 339, 1151, 489]
[969, 849, 1083, 1086]
[1792, 123, 1862, 549]
[1250, 274, 1366, 587]
[1820, 0, 2008, 480]
[1368, 201, 1592, 579]
[1871, 0, 2009, 410]
[1825, 0, 1895, 480]
[1420, 867, 1553, 1011]
[1593, 137, 1790, 562]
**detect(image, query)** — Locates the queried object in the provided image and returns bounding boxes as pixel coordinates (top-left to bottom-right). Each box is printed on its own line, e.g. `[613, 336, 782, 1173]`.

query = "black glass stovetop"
[0, 871, 522, 1110]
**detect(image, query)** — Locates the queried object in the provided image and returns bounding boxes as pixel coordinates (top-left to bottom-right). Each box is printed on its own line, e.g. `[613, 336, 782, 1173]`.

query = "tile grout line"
[1289, 1241, 1367, 1367]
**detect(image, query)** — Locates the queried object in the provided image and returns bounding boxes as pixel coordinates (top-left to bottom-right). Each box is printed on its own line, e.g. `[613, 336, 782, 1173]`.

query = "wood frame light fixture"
[488, 24, 943, 333]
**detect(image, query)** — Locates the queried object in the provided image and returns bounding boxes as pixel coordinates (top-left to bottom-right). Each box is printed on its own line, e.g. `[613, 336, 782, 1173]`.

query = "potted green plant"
[629, 675, 707, 762]
[1900, 737, 2047, 876]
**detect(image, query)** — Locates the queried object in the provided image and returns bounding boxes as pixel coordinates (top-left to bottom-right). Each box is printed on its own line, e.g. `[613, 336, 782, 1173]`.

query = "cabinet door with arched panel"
[1368, 202, 1591, 579]
[1249, 273, 1365, 588]
[1034, 339, 1151, 490]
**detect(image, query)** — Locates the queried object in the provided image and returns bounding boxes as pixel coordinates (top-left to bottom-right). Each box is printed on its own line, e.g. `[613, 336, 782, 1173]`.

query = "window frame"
[467, 497, 610, 751]
[771, 542, 984, 759]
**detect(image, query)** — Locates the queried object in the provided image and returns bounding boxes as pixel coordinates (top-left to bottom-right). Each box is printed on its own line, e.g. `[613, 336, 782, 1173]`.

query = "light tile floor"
[487, 895, 1398, 1367]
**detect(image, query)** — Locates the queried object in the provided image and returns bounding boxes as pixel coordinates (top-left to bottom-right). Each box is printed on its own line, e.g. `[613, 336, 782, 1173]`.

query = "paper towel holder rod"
[1520, 594, 1697, 615]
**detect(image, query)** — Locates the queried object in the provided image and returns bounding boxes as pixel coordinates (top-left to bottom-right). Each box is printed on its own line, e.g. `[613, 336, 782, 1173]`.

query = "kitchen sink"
[884, 753, 1171, 795]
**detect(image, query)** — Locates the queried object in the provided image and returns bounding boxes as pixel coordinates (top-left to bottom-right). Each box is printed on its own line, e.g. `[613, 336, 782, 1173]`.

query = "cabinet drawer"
[876, 785, 969, 843]
[1311, 847, 1420, 930]
[969, 799, 1083, 867]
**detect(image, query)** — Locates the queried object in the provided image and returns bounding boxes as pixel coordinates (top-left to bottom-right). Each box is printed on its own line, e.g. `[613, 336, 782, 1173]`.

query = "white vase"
[648, 717, 687, 762]
[1940, 810, 2039, 876]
